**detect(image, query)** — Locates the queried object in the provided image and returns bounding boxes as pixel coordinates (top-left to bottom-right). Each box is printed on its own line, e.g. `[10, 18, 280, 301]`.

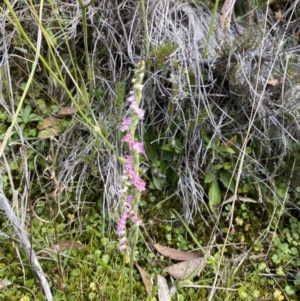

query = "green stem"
[129, 224, 138, 301]
[203, 0, 220, 59]
[127, 61, 145, 300]
[78, 0, 94, 91]
[0, 0, 42, 158]
[1, 0, 119, 160]
[1, 2, 86, 121]
[48, 0, 79, 84]
[140, 0, 149, 59]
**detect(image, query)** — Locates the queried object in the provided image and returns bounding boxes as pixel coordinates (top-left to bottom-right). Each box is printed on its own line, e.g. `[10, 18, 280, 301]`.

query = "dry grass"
[0, 0, 300, 300]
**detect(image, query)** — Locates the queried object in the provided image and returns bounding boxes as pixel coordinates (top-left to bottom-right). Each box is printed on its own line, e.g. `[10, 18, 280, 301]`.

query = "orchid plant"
[117, 61, 145, 299]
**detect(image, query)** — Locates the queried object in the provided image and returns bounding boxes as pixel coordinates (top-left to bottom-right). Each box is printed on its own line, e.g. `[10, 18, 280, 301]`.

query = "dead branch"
[0, 176, 53, 301]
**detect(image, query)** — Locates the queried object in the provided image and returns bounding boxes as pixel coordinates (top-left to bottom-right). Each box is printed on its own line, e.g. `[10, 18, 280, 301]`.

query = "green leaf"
[204, 173, 215, 183]
[277, 187, 289, 198]
[209, 180, 221, 213]
[152, 175, 165, 191]
[293, 272, 300, 286]
[45, 26, 58, 47]
[174, 139, 183, 154]
[201, 129, 211, 145]
[271, 254, 280, 264]
[102, 254, 110, 264]
[212, 164, 223, 170]
[252, 290, 260, 298]
[145, 142, 158, 162]
[223, 162, 232, 170]
[22, 104, 32, 123]
[14, 46, 28, 54]
[290, 247, 298, 256]
[258, 262, 267, 271]
[274, 289, 284, 300]
[0, 111, 7, 121]
[219, 170, 235, 193]
[38, 127, 59, 139]
[188, 106, 211, 129]
[285, 285, 295, 295]
[161, 143, 173, 152]
[238, 286, 248, 299]
[215, 145, 235, 154]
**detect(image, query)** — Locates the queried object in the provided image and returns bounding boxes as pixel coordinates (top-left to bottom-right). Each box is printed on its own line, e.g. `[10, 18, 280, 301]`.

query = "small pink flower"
[132, 216, 143, 225]
[127, 94, 135, 102]
[117, 212, 128, 233]
[134, 108, 144, 120]
[124, 200, 132, 210]
[122, 135, 144, 153]
[131, 175, 146, 191]
[122, 134, 135, 149]
[124, 160, 134, 172]
[126, 155, 133, 163]
[119, 237, 127, 244]
[123, 166, 145, 191]
[132, 141, 144, 154]
[130, 102, 144, 119]
[121, 118, 131, 132]
[118, 230, 126, 236]
[119, 244, 126, 251]
[130, 101, 138, 109]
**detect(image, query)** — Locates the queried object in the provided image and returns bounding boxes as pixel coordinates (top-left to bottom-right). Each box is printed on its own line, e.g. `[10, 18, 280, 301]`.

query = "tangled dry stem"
[0, 0, 300, 250]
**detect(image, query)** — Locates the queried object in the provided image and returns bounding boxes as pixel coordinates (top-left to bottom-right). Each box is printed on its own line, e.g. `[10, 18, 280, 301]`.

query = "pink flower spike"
[121, 118, 131, 132]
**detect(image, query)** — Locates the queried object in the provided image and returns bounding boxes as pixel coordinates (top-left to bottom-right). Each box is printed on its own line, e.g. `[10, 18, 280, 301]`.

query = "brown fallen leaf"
[266, 79, 280, 86]
[154, 244, 202, 261]
[157, 274, 171, 301]
[163, 257, 206, 280]
[221, 135, 237, 147]
[220, 0, 236, 27]
[40, 240, 88, 257]
[37, 118, 60, 130]
[223, 195, 258, 205]
[136, 264, 152, 296]
[57, 106, 77, 116]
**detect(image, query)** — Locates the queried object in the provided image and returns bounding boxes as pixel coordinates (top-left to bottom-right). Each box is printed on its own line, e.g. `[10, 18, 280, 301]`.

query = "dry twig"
[0, 176, 53, 301]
